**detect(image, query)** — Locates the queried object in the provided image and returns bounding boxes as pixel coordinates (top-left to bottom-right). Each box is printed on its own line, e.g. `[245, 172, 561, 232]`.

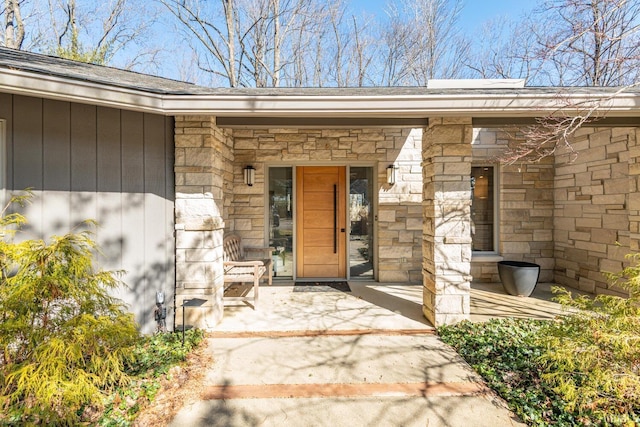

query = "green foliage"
[51, 22, 112, 65]
[439, 318, 576, 426]
[99, 329, 205, 426]
[126, 328, 205, 378]
[54, 44, 110, 65]
[536, 253, 640, 425]
[0, 194, 139, 425]
[439, 254, 640, 426]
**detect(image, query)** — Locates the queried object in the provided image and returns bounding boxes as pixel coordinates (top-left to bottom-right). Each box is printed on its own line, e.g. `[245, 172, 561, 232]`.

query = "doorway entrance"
[268, 165, 374, 281]
[296, 166, 347, 278]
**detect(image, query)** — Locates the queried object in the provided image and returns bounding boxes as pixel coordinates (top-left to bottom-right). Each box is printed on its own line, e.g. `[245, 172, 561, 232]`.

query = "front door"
[296, 166, 347, 278]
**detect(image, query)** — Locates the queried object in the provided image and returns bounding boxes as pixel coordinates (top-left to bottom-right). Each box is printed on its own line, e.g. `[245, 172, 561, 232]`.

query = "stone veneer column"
[630, 128, 640, 252]
[422, 117, 472, 326]
[174, 116, 232, 329]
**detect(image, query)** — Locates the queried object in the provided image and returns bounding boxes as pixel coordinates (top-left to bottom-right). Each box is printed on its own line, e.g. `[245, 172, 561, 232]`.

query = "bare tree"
[305, 0, 375, 87]
[535, 0, 640, 86]
[2, 0, 25, 49]
[466, 16, 541, 82]
[377, 3, 415, 86]
[487, 0, 640, 164]
[161, 0, 334, 87]
[41, 0, 158, 66]
[376, 0, 470, 86]
[350, 15, 375, 87]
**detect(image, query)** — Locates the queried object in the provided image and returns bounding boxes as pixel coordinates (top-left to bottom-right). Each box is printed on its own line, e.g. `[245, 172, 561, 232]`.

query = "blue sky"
[350, 0, 536, 34]
[146, 0, 539, 83]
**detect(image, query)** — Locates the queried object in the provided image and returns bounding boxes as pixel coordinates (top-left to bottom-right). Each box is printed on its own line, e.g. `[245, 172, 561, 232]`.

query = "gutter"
[1, 68, 639, 119]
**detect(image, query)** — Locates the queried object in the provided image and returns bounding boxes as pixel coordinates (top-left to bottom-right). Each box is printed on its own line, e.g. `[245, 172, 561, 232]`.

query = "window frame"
[470, 163, 500, 258]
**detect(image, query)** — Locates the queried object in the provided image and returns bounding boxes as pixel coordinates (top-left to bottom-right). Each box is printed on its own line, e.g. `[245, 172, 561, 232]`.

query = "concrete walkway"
[170, 282, 568, 426]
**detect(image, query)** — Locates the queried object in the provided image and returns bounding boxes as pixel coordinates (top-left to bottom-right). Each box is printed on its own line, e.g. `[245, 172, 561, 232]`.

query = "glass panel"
[471, 166, 494, 252]
[268, 167, 293, 278]
[349, 167, 374, 278]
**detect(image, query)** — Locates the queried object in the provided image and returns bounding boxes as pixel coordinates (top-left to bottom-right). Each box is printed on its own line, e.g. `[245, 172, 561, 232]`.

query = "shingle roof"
[3, 46, 637, 98]
[0, 46, 208, 94]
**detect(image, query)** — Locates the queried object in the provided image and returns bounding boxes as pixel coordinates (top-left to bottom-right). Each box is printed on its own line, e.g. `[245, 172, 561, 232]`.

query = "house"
[1, 47, 638, 333]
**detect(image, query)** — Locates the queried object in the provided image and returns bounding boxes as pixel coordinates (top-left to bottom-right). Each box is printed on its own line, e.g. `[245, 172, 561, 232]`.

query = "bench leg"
[253, 274, 259, 308]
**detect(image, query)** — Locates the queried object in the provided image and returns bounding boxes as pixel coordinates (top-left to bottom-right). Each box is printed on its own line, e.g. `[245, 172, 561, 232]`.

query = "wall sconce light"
[386, 165, 396, 185]
[243, 165, 255, 186]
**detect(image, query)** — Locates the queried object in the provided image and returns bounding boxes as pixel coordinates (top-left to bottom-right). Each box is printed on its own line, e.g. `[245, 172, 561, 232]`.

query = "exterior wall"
[470, 128, 555, 283]
[471, 126, 636, 297]
[630, 128, 640, 252]
[0, 93, 175, 334]
[554, 127, 633, 296]
[422, 118, 472, 326]
[174, 116, 234, 328]
[227, 127, 424, 282]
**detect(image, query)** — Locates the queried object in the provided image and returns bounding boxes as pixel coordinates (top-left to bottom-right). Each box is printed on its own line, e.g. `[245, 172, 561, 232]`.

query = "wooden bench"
[223, 234, 273, 308]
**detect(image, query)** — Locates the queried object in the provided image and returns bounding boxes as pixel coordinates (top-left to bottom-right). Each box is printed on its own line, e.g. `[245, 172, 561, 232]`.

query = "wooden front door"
[296, 166, 347, 278]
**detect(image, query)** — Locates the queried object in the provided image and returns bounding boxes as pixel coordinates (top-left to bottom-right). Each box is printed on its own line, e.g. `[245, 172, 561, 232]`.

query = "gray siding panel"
[96, 107, 123, 270]
[0, 92, 14, 191]
[71, 103, 98, 192]
[42, 99, 71, 234]
[120, 110, 148, 323]
[164, 117, 176, 318]
[13, 96, 44, 238]
[144, 113, 170, 309]
[121, 111, 145, 193]
[97, 107, 122, 192]
[43, 100, 71, 189]
[70, 103, 98, 229]
[0, 93, 175, 333]
[13, 96, 43, 190]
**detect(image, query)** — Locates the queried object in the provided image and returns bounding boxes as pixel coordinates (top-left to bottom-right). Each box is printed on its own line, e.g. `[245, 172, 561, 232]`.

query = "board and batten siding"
[0, 93, 175, 333]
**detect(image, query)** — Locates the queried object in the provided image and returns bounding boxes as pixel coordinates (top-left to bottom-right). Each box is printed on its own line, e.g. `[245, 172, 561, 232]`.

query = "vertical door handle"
[333, 184, 337, 254]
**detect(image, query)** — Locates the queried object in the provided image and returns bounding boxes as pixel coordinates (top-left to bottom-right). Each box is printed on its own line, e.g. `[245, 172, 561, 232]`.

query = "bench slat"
[222, 234, 273, 309]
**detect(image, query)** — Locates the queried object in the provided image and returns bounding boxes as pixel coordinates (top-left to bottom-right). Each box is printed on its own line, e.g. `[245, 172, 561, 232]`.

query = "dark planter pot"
[497, 261, 540, 297]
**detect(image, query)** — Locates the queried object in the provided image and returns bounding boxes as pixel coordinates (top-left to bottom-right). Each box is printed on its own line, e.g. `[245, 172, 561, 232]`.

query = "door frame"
[265, 163, 378, 281]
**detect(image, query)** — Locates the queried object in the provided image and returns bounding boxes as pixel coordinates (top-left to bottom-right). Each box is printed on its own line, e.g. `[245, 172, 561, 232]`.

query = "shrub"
[440, 253, 640, 426]
[537, 254, 640, 425]
[0, 194, 139, 425]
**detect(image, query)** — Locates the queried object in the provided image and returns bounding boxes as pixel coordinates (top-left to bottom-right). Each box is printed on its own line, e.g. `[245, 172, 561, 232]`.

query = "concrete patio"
[169, 282, 580, 427]
[210, 280, 577, 333]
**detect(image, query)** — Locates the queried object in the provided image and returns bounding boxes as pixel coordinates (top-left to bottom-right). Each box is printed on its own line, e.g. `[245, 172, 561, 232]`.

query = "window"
[349, 167, 374, 278]
[471, 165, 496, 252]
[268, 167, 293, 278]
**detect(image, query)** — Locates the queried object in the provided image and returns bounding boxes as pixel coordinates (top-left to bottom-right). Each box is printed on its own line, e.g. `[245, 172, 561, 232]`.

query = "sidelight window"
[471, 165, 497, 253]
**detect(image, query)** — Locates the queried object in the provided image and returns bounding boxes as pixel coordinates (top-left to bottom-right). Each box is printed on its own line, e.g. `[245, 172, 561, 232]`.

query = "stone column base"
[175, 288, 224, 331]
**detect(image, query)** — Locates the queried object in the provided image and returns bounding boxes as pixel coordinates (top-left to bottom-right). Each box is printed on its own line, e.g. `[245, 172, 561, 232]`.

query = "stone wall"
[470, 128, 555, 283]
[630, 128, 640, 253]
[471, 126, 636, 296]
[422, 118, 473, 326]
[174, 116, 234, 328]
[228, 127, 424, 282]
[554, 127, 633, 296]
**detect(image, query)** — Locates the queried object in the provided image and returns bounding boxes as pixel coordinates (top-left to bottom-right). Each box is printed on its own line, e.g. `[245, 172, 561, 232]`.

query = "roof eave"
[1, 68, 639, 119]
[0, 68, 165, 114]
[161, 93, 640, 118]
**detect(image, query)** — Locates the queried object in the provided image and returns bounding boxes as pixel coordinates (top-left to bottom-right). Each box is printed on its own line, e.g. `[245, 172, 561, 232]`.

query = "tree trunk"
[4, 0, 25, 49]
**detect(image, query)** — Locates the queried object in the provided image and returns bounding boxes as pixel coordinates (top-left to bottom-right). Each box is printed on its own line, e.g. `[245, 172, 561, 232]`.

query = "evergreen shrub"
[0, 193, 139, 424]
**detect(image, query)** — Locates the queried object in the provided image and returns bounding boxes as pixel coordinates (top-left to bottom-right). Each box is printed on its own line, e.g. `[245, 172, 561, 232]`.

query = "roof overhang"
[0, 68, 165, 113]
[1, 67, 639, 121]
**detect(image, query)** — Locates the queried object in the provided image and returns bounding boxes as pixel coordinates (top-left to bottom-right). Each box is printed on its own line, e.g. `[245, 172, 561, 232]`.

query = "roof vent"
[426, 79, 526, 89]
